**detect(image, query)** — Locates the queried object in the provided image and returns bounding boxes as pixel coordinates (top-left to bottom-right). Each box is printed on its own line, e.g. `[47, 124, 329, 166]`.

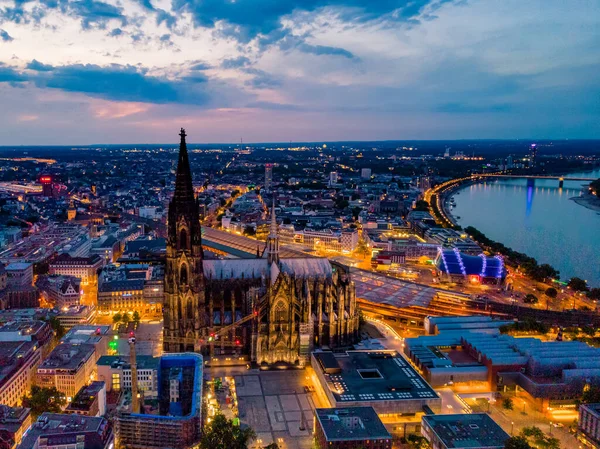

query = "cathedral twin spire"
[266, 198, 280, 265]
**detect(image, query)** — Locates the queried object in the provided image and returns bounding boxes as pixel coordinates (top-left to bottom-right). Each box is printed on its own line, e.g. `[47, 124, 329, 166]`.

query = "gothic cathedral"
[164, 129, 359, 367]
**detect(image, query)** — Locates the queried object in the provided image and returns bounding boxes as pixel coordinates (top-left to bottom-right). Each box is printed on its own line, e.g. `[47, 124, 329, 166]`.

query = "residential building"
[37, 275, 81, 310]
[0, 406, 32, 449]
[17, 413, 114, 449]
[36, 343, 97, 400]
[0, 341, 42, 407]
[314, 407, 392, 449]
[361, 168, 372, 179]
[65, 381, 106, 417]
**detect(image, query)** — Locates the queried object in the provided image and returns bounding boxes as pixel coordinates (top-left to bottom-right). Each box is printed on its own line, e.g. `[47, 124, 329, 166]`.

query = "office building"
[36, 343, 97, 400]
[312, 351, 440, 420]
[264, 163, 273, 190]
[329, 171, 339, 186]
[314, 407, 392, 449]
[5, 263, 33, 288]
[421, 414, 509, 449]
[97, 355, 159, 398]
[49, 254, 104, 287]
[0, 405, 32, 449]
[97, 264, 163, 315]
[61, 325, 111, 361]
[18, 413, 114, 449]
[56, 305, 97, 329]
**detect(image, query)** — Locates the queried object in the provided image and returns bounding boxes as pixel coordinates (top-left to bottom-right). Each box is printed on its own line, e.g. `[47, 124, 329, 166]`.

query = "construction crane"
[162, 312, 257, 351]
[129, 332, 140, 414]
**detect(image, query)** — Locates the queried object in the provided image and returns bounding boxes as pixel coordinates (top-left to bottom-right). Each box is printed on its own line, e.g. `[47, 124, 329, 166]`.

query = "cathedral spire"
[174, 128, 195, 204]
[266, 196, 279, 265]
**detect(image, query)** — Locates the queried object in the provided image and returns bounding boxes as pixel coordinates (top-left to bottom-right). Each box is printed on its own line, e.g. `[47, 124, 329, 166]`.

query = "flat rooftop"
[313, 350, 438, 403]
[423, 413, 509, 449]
[39, 343, 95, 370]
[98, 355, 159, 371]
[316, 407, 391, 442]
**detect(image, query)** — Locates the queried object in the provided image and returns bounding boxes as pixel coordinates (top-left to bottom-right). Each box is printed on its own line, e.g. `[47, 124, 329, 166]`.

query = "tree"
[568, 277, 589, 292]
[406, 434, 429, 449]
[355, 238, 370, 260]
[113, 313, 122, 324]
[581, 325, 596, 337]
[504, 436, 532, 449]
[503, 398, 514, 410]
[544, 288, 558, 299]
[200, 413, 256, 449]
[414, 200, 429, 211]
[132, 311, 141, 326]
[587, 288, 600, 301]
[46, 316, 66, 340]
[523, 294, 538, 304]
[582, 385, 600, 404]
[21, 386, 67, 419]
[121, 312, 131, 325]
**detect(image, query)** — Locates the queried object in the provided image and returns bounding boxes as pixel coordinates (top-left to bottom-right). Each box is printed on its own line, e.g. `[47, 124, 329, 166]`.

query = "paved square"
[219, 369, 322, 449]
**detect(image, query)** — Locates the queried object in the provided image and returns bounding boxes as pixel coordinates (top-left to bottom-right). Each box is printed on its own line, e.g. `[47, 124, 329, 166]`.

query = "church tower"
[164, 129, 204, 352]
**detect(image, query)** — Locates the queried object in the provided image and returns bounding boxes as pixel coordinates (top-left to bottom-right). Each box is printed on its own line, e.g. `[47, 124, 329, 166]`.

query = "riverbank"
[571, 193, 600, 213]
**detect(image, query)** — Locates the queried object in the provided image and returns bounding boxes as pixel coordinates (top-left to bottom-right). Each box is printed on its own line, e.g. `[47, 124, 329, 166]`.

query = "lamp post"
[549, 422, 553, 436]
[511, 422, 514, 436]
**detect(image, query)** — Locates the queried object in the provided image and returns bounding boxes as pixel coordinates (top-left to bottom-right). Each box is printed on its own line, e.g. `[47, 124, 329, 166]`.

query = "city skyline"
[0, 0, 599, 144]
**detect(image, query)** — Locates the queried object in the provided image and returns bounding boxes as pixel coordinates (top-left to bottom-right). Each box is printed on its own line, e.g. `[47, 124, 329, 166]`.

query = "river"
[450, 168, 600, 287]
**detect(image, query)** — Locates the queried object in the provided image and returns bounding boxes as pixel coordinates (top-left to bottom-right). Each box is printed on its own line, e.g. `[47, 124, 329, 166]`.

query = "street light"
[511, 421, 514, 436]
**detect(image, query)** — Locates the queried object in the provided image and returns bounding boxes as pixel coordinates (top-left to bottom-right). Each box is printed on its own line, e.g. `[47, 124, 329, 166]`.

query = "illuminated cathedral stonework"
[163, 129, 359, 366]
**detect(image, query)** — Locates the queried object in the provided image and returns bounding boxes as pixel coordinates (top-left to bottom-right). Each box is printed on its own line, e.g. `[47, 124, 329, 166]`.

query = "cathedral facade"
[163, 129, 359, 366]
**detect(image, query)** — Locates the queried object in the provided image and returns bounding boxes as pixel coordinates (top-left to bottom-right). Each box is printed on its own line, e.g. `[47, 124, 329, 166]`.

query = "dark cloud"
[190, 61, 212, 71]
[172, 0, 449, 40]
[221, 56, 251, 69]
[69, 0, 127, 29]
[243, 68, 281, 89]
[296, 43, 355, 59]
[0, 29, 13, 41]
[22, 63, 210, 105]
[0, 64, 26, 83]
[156, 8, 176, 29]
[435, 102, 514, 114]
[26, 59, 53, 71]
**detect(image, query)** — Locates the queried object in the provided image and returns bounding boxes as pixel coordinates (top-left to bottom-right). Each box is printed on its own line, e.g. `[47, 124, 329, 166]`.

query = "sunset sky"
[0, 0, 598, 144]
